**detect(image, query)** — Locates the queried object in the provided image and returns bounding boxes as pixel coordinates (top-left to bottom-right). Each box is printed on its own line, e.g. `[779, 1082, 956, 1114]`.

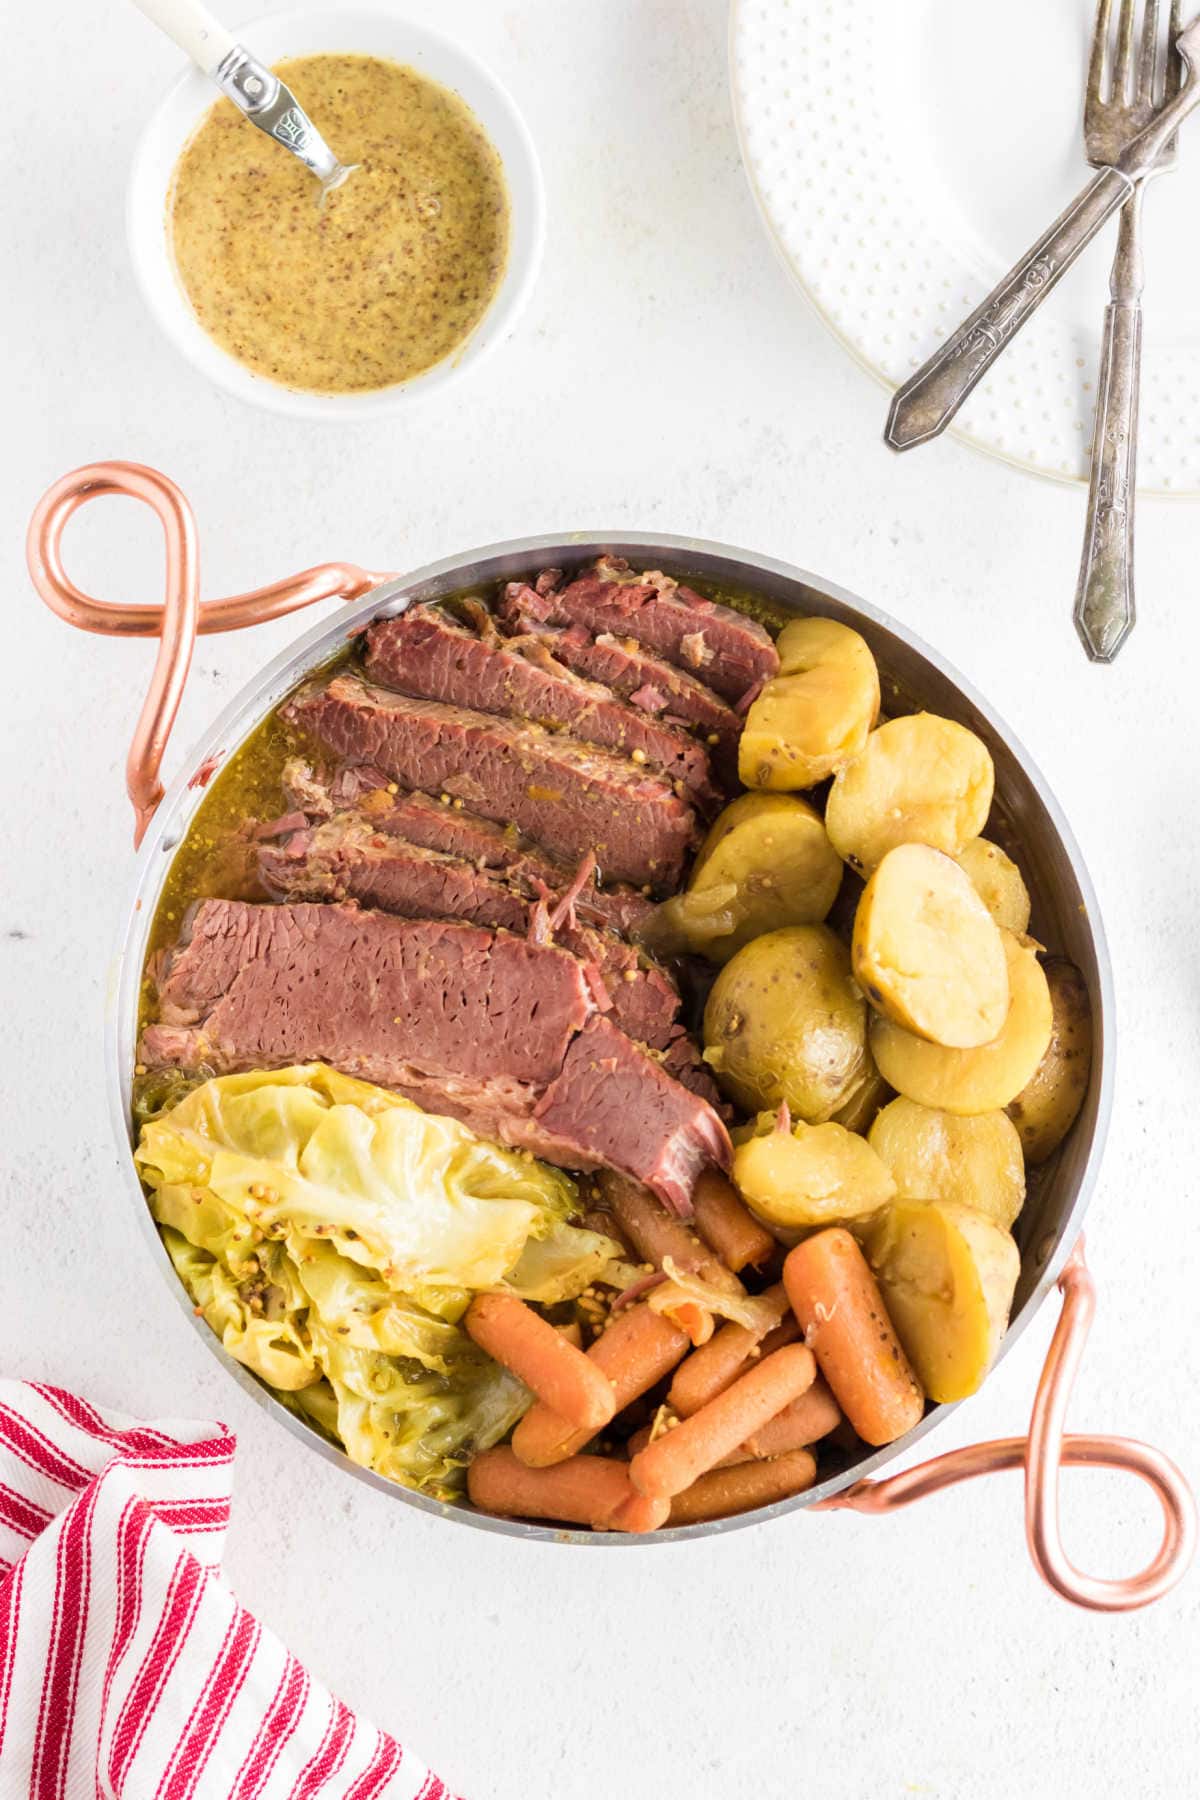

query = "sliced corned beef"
[148, 900, 590, 1087]
[363, 605, 719, 811]
[256, 814, 682, 1048]
[498, 589, 741, 782]
[139, 899, 728, 1213]
[279, 760, 656, 939]
[533, 1015, 731, 1216]
[500, 557, 778, 702]
[283, 674, 696, 890]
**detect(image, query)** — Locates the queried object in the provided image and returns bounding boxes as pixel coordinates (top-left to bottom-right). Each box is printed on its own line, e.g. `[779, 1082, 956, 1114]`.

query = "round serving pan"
[27, 463, 1195, 1607]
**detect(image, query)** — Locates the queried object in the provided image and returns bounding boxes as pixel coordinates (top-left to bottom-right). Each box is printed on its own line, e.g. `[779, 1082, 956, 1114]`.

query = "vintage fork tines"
[1086, 0, 1183, 167]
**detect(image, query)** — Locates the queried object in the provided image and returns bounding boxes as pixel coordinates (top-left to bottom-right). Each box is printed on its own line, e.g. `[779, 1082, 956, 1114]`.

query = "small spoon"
[131, 0, 357, 196]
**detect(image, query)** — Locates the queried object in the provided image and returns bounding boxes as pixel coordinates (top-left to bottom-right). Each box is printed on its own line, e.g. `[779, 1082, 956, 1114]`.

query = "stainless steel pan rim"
[105, 529, 1114, 1545]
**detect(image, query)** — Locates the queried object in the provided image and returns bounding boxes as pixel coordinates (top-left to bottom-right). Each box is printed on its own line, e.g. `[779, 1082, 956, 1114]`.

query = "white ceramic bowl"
[127, 7, 545, 419]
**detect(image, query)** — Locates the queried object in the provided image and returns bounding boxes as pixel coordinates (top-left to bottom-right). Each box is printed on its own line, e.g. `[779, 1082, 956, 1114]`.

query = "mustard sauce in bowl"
[168, 53, 510, 395]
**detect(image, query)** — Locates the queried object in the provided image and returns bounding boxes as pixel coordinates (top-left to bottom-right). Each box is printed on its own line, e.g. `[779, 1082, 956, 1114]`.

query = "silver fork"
[1075, 0, 1182, 663]
[884, 16, 1200, 454]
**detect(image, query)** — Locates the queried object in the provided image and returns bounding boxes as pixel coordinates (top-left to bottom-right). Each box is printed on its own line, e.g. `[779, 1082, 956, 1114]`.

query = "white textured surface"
[2, 2, 1199, 1796]
[733, 0, 1200, 492]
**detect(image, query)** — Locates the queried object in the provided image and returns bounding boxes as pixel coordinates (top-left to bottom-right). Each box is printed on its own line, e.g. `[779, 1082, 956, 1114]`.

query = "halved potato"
[867, 1097, 1025, 1229]
[852, 843, 1010, 1048]
[955, 837, 1031, 935]
[866, 1199, 1020, 1402]
[734, 1117, 896, 1232]
[703, 924, 868, 1121]
[825, 713, 994, 873]
[739, 617, 880, 791]
[642, 792, 842, 963]
[1006, 959, 1093, 1163]
[870, 932, 1052, 1115]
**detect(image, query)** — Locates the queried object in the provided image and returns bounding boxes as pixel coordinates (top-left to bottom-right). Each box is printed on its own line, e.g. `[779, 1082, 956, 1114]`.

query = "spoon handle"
[129, 0, 236, 78]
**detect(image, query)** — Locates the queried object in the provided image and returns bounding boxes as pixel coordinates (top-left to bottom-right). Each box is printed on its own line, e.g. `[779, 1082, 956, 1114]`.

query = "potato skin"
[739, 617, 880, 791]
[955, 837, 1031, 935]
[868, 1097, 1025, 1229]
[870, 932, 1052, 1115]
[688, 792, 842, 962]
[825, 713, 994, 874]
[703, 925, 868, 1122]
[1006, 959, 1093, 1163]
[829, 1056, 892, 1135]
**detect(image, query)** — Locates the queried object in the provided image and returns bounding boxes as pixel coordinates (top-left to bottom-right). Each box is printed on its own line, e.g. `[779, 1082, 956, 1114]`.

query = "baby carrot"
[667, 1450, 817, 1525]
[610, 1490, 671, 1534]
[667, 1283, 791, 1418]
[511, 1303, 690, 1467]
[629, 1343, 816, 1500]
[600, 1173, 745, 1296]
[783, 1229, 925, 1447]
[467, 1447, 664, 1531]
[716, 1377, 842, 1467]
[465, 1294, 616, 1432]
[691, 1169, 775, 1273]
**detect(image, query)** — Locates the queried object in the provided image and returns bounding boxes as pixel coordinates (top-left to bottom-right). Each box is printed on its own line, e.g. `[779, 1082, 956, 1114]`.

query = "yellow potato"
[703, 924, 868, 1121]
[829, 1055, 892, 1134]
[1006, 959, 1093, 1163]
[825, 713, 995, 874]
[867, 1097, 1025, 1229]
[866, 1200, 1020, 1402]
[643, 792, 842, 963]
[852, 844, 1010, 1048]
[739, 617, 880, 791]
[955, 837, 1031, 935]
[870, 932, 1052, 1115]
[733, 1117, 896, 1232]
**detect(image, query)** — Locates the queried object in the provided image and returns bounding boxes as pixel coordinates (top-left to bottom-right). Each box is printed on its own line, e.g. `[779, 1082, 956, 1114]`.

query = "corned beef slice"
[284, 674, 695, 891]
[499, 558, 778, 701]
[149, 901, 587, 1086]
[534, 1016, 730, 1216]
[257, 817, 682, 1049]
[140, 900, 729, 1212]
[498, 588, 742, 779]
[364, 606, 719, 811]
[279, 760, 656, 939]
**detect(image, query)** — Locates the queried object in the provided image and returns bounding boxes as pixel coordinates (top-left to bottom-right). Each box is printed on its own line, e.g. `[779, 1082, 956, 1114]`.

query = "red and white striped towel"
[0, 1382, 458, 1799]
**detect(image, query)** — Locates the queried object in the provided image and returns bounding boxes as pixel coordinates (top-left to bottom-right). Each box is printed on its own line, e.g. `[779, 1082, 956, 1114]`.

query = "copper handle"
[814, 1239, 1196, 1611]
[26, 461, 391, 846]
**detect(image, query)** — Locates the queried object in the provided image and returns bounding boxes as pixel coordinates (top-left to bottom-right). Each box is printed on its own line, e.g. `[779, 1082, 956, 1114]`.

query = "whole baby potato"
[703, 924, 869, 1121]
[648, 792, 843, 963]
[825, 713, 994, 874]
[1006, 959, 1093, 1163]
[739, 617, 880, 791]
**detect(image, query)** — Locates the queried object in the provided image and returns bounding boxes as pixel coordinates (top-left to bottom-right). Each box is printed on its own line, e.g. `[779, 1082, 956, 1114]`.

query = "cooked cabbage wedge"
[137, 1064, 623, 1498]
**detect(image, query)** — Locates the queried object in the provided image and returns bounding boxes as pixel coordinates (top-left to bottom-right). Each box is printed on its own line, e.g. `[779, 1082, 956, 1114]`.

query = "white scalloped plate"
[730, 0, 1200, 495]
